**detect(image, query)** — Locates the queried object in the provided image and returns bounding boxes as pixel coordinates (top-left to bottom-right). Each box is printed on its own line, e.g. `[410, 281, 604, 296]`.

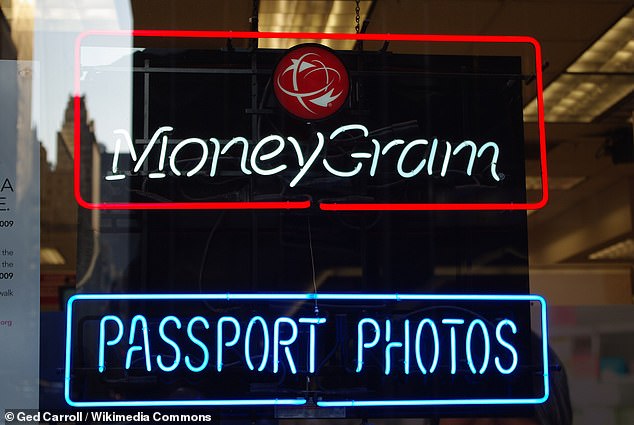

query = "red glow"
[74, 31, 547, 211]
[273, 44, 349, 120]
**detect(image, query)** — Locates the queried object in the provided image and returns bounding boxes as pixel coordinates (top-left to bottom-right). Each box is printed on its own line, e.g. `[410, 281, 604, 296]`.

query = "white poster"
[0, 60, 39, 421]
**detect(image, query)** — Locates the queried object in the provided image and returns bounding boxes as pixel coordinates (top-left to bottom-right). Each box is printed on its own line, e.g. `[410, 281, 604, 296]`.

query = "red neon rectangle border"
[75, 30, 547, 211]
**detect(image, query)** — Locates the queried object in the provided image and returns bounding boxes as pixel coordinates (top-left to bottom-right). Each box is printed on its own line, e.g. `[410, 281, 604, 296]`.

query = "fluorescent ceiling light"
[568, 14, 634, 73]
[41, 247, 66, 265]
[258, 0, 372, 50]
[589, 238, 634, 260]
[34, 0, 127, 31]
[80, 46, 143, 67]
[524, 8, 634, 123]
[524, 73, 633, 123]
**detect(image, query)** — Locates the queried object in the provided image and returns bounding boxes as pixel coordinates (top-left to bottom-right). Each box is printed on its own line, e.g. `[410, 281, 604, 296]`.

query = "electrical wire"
[308, 215, 319, 315]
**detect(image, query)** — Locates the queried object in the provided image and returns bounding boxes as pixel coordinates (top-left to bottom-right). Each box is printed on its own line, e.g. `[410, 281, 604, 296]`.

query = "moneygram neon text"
[105, 125, 502, 185]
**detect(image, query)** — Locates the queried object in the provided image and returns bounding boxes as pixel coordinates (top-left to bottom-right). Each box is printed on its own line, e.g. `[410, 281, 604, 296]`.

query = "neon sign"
[105, 124, 501, 187]
[68, 31, 546, 416]
[96, 314, 519, 377]
[65, 294, 549, 408]
[74, 31, 548, 211]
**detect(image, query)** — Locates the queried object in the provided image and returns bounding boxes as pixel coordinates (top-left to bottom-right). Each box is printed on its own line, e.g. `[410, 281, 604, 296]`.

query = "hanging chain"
[355, 0, 361, 34]
[249, 0, 259, 31]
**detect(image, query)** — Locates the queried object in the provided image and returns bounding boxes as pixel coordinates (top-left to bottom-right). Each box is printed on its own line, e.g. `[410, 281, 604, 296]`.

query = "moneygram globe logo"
[273, 44, 349, 120]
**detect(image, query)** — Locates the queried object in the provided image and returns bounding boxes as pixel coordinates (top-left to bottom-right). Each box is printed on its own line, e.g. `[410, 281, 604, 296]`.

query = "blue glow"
[64, 296, 74, 405]
[108, 122, 505, 185]
[66, 399, 307, 408]
[158, 134, 168, 175]
[356, 318, 380, 373]
[331, 124, 369, 139]
[245, 316, 269, 372]
[274, 317, 298, 374]
[63, 293, 548, 302]
[107, 129, 136, 180]
[317, 397, 548, 407]
[440, 141, 451, 177]
[351, 153, 372, 159]
[397, 140, 428, 178]
[442, 319, 464, 375]
[453, 140, 477, 176]
[289, 132, 324, 188]
[125, 315, 151, 372]
[495, 319, 518, 374]
[384, 319, 406, 375]
[217, 317, 240, 372]
[208, 138, 220, 176]
[156, 316, 182, 372]
[426, 138, 438, 175]
[98, 315, 124, 373]
[415, 318, 439, 374]
[442, 319, 465, 325]
[221, 137, 252, 175]
[287, 137, 305, 167]
[477, 141, 501, 181]
[384, 342, 403, 375]
[466, 319, 490, 374]
[132, 126, 173, 173]
[65, 293, 550, 408]
[322, 123, 369, 178]
[185, 316, 209, 373]
[299, 317, 327, 373]
[381, 139, 405, 155]
[323, 158, 363, 178]
[251, 135, 288, 176]
[404, 319, 410, 374]
[369, 139, 381, 176]
[170, 138, 208, 177]
[539, 293, 551, 394]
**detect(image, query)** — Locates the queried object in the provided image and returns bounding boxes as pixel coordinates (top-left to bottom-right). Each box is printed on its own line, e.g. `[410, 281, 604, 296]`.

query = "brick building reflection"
[40, 96, 102, 310]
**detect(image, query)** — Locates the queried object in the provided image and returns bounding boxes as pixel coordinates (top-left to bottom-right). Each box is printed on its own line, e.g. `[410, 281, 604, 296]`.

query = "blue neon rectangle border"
[65, 293, 549, 408]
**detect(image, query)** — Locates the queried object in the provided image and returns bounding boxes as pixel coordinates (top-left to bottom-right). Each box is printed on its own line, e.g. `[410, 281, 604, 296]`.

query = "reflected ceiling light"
[41, 247, 66, 265]
[34, 0, 124, 31]
[80, 46, 142, 67]
[258, 0, 372, 50]
[524, 8, 634, 122]
[589, 238, 634, 260]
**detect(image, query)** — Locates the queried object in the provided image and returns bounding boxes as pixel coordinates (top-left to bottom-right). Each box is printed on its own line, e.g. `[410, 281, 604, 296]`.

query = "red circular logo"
[273, 44, 349, 120]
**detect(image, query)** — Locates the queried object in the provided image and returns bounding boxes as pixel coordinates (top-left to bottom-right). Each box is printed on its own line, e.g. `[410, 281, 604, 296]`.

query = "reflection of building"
[40, 96, 100, 310]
